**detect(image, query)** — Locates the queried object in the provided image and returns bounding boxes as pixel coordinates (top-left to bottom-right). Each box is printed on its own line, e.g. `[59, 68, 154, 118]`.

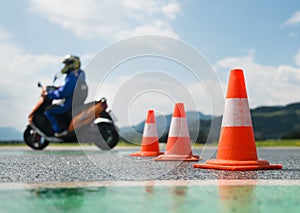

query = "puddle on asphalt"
[0, 181, 299, 213]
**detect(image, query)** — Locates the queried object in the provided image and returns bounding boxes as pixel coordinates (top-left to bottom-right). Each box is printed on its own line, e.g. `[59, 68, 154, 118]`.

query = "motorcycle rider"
[43, 55, 88, 137]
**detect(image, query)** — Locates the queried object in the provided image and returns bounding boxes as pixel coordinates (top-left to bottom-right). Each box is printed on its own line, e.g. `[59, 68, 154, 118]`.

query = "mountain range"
[120, 102, 300, 143]
[0, 127, 23, 141]
[0, 102, 299, 142]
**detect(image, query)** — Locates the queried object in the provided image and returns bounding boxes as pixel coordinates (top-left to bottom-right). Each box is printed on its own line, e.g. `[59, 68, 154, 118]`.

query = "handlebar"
[37, 82, 57, 93]
[45, 86, 57, 93]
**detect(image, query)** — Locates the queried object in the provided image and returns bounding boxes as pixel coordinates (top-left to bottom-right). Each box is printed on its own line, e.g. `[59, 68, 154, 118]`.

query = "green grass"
[115, 141, 139, 146]
[0, 142, 26, 146]
[1, 139, 300, 148]
[255, 139, 300, 147]
[123, 140, 300, 147]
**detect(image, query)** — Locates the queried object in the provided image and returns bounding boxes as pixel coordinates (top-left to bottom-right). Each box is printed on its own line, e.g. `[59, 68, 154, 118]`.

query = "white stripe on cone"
[221, 98, 252, 127]
[168, 117, 190, 137]
[143, 123, 158, 137]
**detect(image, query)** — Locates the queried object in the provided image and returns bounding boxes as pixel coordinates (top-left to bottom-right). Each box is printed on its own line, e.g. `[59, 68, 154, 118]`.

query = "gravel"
[0, 147, 299, 183]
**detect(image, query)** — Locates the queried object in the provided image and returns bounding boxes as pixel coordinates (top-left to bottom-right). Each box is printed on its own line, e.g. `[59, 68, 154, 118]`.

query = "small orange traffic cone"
[194, 69, 282, 170]
[154, 103, 200, 161]
[130, 109, 164, 157]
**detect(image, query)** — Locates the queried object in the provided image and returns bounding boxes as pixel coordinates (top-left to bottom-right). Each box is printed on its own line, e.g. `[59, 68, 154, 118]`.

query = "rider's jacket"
[47, 69, 87, 112]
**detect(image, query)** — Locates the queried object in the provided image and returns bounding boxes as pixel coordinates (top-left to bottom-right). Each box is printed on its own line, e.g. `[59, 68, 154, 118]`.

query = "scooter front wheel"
[95, 123, 119, 150]
[23, 126, 49, 150]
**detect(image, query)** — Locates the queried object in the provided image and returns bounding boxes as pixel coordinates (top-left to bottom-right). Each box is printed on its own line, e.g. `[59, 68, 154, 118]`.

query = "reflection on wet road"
[0, 146, 299, 212]
[0, 180, 299, 213]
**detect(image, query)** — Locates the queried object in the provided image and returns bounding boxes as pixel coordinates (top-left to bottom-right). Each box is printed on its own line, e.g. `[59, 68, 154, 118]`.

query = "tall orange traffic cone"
[130, 109, 164, 157]
[194, 69, 282, 170]
[154, 103, 200, 161]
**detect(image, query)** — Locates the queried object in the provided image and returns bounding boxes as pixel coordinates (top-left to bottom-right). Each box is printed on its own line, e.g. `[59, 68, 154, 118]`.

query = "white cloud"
[0, 28, 12, 41]
[285, 11, 300, 26]
[29, 0, 181, 40]
[215, 50, 300, 108]
[91, 71, 222, 127]
[162, 2, 181, 19]
[0, 29, 63, 131]
[118, 20, 179, 38]
[0, 27, 98, 132]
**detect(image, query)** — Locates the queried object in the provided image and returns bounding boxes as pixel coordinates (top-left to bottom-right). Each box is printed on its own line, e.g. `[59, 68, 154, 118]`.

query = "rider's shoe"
[54, 130, 68, 137]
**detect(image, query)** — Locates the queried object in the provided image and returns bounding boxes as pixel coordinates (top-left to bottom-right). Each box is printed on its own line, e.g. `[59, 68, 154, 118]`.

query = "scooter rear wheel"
[24, 126, 50, 150]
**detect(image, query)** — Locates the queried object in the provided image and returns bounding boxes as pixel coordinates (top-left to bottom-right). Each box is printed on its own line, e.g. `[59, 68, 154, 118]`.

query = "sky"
[0, 0, 300, 132]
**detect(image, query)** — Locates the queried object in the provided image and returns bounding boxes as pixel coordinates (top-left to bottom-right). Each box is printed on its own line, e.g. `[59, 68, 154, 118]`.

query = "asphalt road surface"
[0, 145, 299, 183]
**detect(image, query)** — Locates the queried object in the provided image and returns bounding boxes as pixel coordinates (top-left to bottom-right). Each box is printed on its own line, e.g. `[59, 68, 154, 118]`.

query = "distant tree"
[282, 130, 300, 139]
[159, 132, 168, 143]
[195, 131, 208, 144]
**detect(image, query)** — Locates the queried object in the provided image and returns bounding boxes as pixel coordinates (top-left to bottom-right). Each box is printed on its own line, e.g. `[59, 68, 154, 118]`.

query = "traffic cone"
[154, 103, 200, 161]
[194, 69, 282, 170]
[130, 110, 164, 157]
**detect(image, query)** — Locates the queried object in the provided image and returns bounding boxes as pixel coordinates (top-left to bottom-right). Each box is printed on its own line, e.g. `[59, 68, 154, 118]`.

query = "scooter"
[23, 81, 119, 150]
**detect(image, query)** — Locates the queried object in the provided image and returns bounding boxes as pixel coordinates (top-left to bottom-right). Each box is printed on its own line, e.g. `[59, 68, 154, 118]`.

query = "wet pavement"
[0, 146, 299, 213]
[0, 180, 299, 213]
